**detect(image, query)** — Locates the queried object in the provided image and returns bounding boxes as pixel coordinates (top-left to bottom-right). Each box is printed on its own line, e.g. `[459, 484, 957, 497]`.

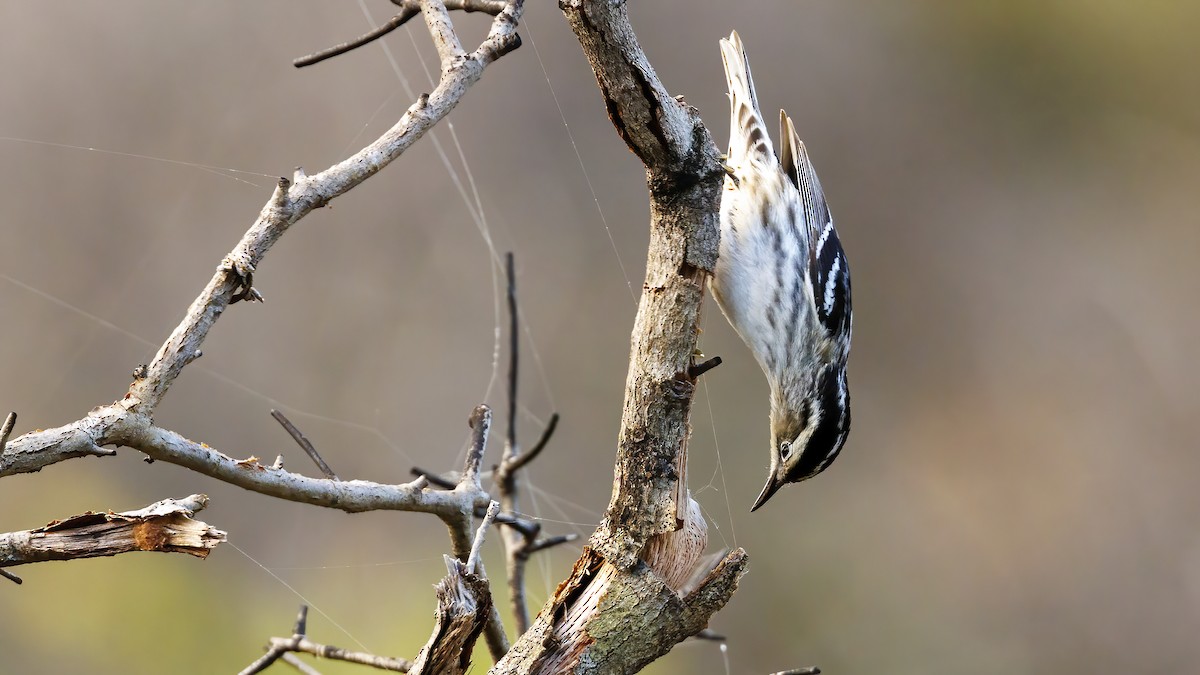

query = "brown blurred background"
[3, 1, 1200, 673]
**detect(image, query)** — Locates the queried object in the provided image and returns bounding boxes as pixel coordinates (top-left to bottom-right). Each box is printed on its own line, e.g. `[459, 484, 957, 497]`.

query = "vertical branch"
[451, 405, 511, 660]
[561, 0, 724, 570]
[492, 254, 575, 637]
[496, 253, 534, 633]
[491, 2, 747, 673]
[505, 252, 519, 463]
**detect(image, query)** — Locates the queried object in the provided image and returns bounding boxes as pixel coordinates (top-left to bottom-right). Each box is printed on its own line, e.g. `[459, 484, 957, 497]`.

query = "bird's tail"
[720, 30, 773, 169]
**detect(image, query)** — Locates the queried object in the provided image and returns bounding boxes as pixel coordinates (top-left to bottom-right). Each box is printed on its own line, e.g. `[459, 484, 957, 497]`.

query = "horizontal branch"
[0, 495, 225, 570]
[241, 605, 413, 674]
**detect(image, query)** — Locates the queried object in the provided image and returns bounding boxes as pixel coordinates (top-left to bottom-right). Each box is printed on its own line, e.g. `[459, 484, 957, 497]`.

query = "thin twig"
[280, 653, 320, 675]
[239, 645, 287, 675]
[521, 533, 578, 556]
[0, 569, 22, 585]
[241, 604, 413, 675]
[270, 410, 338, 480]
[295, 0, 509, 68]
[293, 8, 419, 68]
[688, 355, 723, 379]
[487, 253, 569, 635]
[492, 510, 538, 538]
[495, 251, 535, 633]
[505, 412, 558, 473]
[293, 604, 308, 636]
[411, 466, 458, 489]
[0, 412, 15, 452]
[505, 252, 519, 458]
[270, 638, 411, 672]
[468, 500, 500, 574]
[464, 405, 490, 489]
[769, 669, 821, 675]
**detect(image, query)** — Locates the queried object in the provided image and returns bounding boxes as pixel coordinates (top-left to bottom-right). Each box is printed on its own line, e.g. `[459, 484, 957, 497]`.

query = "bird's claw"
[222, 253, 263, 304]
[718, 154, 740, 186]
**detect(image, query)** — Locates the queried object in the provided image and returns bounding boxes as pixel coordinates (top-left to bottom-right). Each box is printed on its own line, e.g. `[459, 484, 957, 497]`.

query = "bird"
[710, 30, 853, 512]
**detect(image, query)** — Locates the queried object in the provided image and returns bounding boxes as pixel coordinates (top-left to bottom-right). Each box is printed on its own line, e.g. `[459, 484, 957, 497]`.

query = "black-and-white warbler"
[710, 31, 853, 512]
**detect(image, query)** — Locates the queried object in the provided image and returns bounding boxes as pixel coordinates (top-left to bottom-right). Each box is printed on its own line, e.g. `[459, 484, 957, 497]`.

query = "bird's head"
[752, 364, 851, 512]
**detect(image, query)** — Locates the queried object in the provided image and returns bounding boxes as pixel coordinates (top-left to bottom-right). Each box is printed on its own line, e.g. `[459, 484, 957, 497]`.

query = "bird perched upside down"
[710, 31, 853, 512]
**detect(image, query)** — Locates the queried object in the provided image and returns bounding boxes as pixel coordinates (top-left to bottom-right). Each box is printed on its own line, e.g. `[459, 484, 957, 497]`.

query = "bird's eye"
[780, 441, 792, 459]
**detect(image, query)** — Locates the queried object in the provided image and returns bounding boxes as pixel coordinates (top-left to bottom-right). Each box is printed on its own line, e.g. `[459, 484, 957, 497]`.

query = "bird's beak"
[750, 472, 784, 512]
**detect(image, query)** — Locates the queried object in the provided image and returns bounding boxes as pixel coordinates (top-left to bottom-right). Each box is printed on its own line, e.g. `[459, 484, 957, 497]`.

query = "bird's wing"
[781, 110, 851, 338]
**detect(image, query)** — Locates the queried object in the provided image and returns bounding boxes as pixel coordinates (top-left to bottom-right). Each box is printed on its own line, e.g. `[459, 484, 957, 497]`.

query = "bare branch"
[468, 500, 500, 574]
[410, 555, 494, 675]
[464, 405, 490, 490]
[0, 0, 525, 484]
[505, 412, 558, 474]
[444, 409, 510, 661]
[294, 0, 509, 68]
[491, 1, 743, 671]
[0, 412, 15, 452]
[411, 506, 503, 673]
[241, 605, 413, 675]
[489, 251, 571, 634]
[687, 356, 723, 380]
[505, 253, 519, 456]
[271, 640, 411, 672]
[769, 669, 822, 675]
[270, 409, 339, 480]
[294, 7, 420, 68]
[0, 495, 225, 570]
[420, 0, 468, 70]
[279, 653, 320, 675]
[130, 421, 485, 516]
[522, 533, 578, 556]
[411, 466, 459, 489]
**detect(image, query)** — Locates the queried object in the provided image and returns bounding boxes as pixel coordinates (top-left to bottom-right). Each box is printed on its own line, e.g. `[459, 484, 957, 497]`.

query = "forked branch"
[0, 0, 526, 495]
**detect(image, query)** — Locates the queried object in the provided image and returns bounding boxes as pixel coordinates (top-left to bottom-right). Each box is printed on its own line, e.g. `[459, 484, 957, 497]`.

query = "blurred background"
[3, 1, 1199, 673]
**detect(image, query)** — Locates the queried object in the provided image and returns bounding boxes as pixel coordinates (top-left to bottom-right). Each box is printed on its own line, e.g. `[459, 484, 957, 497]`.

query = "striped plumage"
[710, 31, 853, 512]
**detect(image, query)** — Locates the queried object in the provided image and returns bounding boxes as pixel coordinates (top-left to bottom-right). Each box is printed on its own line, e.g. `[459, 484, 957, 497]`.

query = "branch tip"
[271, 410, 339, 480]
[0, 411, 15, 452]
[463, 405, 491, 487]
[411, 466, 458, 489]
[688, 355, 722, 379]
[468, 500, 501, 574]
[523, 532, 578, 556]
[506, 411, 558, 473]
[293, 604, 309, 636]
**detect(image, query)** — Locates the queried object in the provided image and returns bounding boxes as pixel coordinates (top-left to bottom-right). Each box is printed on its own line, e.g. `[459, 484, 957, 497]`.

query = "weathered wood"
[0, 495, 225, 568]
[490, 2, 746, 673]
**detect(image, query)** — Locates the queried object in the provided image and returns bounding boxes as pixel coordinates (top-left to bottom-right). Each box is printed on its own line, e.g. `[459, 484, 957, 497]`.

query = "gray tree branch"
[0, 0, 524, 482]
[0, 495, 225, 573]
[489, 1, 744, 673]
